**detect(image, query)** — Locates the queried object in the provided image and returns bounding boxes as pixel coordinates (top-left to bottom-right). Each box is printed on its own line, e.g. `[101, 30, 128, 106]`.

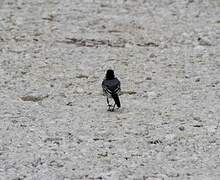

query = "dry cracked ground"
[0, 0, 220, 179]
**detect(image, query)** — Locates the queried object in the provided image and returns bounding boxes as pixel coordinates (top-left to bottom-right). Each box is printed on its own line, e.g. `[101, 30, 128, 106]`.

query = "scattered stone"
[58, 37, 158, 48]
[49, 160, 64, 168]
[209, 138, 216, 143]
[12, 119, 18, 124]
[135, 80, 144, 84]
[146, 77, 152, 80]
[65, 83, 73, 88]
[31, 158, 43, 167]
[195, 78, 200, 82]
[198, 37, 212, 46]
[193, 116, 201, 122]
[169, 158, 178, 161]
[179, 126, 185, 131]
[93, 138, 104, 141]
[122, 91, 137, 95]
[108, 139, 117, 142]
[80, 175, 89, 179]
[193, 124, 203, 127]
[157, 93, 162, 97]
[76, 74, 89, 79]
[211, 81, 219, 87]
[149, 53, 157, 58]
[77, 139, 83, 144]
[149, 139, 162, 144]
[137, 42, 159, 47]
[131, 153, 142, 157]
[98, 152, 108, 157]
[33, 32, 41, 37]
[20, 95, 49, 102]
[186, 173, 192, 176]
[20, 124, 27, 128]
[67, 132, 72, 136]
[109, 38, 126, 48]
[12, 176, 27, 180]
[8, 49, 26, 54]
[108, 30, 122, 33]
[96, 176, 103, 180]
[66, 102, 73, 106]
[44, 137, 63, 143]
[58, 37, 110, 47]
[42, 15, 55, 21]
[20, 70, 27, 75]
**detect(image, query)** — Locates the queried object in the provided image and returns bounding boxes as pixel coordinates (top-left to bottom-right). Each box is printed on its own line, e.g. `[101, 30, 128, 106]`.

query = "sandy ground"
[0, 0, 220, 179]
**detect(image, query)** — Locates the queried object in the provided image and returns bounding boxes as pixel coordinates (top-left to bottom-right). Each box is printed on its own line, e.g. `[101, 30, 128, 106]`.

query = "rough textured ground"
[0, 0, 220, 179]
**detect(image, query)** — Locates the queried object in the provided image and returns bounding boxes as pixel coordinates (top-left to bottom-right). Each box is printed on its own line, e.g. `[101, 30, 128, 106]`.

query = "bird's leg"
[111, 103, 116, 111]
[107, 97, 111, 111]
[107, 97, 109, 105]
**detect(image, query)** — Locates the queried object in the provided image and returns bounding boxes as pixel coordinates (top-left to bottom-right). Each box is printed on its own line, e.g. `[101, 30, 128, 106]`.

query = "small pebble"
[195, 78, 200, 82]
[149, 53, 156, 58]
[179, 126, 185, 131]
[193, 116, 201, 121]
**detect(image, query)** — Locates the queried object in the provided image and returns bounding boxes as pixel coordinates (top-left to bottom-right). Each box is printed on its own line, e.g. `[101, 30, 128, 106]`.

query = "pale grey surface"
[0, 0, 220, 179]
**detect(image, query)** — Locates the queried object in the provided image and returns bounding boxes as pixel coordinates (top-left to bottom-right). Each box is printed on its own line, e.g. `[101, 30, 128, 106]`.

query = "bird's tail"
[112, 93, 121, 108]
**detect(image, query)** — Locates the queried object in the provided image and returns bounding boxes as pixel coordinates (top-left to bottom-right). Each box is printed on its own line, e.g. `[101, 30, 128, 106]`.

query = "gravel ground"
[0, 0, 220, 179]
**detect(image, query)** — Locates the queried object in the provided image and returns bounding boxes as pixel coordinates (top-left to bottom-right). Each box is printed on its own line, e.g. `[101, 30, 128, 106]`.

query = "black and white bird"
[102, 69, 121, 111]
